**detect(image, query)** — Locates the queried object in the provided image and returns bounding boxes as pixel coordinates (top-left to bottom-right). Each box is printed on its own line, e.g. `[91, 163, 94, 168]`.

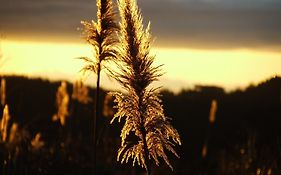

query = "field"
[0, 76, 280, 175]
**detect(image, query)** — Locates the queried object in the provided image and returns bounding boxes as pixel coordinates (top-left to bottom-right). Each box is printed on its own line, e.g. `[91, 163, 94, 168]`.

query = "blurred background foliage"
[0, 75, 280, 175]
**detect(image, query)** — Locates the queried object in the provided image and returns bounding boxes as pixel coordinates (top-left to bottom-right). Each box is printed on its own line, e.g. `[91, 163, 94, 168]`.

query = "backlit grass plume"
[80, 0, 118, 171]
[103, 93, 115, 117]
[110, 0, 181, 173]
[80, 0, 118, 78]
[31, 133, 45, 150]
[1, 105, 10, 142]
[202, 99, 218, 158]
[72, 80, 91, 104]
[52, 82, 69, 126]
[0, 78, 6, 106]
[8, 123, 18, 143]
[209, 99, 217, 124]
[80, 0, 118, 72]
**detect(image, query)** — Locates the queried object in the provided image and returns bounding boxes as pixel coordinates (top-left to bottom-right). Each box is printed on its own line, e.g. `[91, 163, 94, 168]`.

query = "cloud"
[0, 0, 281, 50]
[0, 0, 96, 40]
[139, 0, 281, 50]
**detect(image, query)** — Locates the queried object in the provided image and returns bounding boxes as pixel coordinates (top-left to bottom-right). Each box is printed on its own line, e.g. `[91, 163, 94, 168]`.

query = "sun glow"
[0, 40, 91, 80]
[1, 39, 281, 92]
[153, 48, 281, 91]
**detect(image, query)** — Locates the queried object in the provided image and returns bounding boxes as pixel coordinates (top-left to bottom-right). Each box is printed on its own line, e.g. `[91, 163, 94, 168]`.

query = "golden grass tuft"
[0, 78, 6, 106]
[52, 82, 69, 126]
[209, 99, 217, 124]
[1, 105, 10, 142]
[31, 133, 45, 150]
[110, 0, 181, 173]
[72, 80, 91, 104]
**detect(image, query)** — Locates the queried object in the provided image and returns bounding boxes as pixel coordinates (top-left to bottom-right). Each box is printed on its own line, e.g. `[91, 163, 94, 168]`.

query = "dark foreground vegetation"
[0, 75, 280, 175]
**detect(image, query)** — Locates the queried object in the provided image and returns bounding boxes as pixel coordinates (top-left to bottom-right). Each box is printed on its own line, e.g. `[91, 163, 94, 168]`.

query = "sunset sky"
[0, 0, 281, 92]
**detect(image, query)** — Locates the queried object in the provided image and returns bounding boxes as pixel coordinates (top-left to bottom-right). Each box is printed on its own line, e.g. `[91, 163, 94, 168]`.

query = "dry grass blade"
[110, 0, 181, 173]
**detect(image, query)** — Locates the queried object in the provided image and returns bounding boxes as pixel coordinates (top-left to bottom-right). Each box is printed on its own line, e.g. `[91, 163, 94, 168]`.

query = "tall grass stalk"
[0, 79, 6, 107]
[202, 99, 218, 158]
[1, 105, 10, 142]
[80, 0, 118, 173]
[52, 82, 69, 126]
[1, 105, 10, 175]
[110, 0, 181, 174]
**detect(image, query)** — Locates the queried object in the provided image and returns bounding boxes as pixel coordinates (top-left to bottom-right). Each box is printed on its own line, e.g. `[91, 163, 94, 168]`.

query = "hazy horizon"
[0, 0, 281, 92]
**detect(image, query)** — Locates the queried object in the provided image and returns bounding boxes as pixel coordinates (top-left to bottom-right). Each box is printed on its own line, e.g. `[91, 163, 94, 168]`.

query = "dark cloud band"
[0, 0, 281, 50]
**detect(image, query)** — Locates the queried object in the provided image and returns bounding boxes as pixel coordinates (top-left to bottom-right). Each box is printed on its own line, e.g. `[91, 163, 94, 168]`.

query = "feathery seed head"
[72, 80, 91, 104]
[80, 0, 119, 76]
[103, 93, 115, 117]
[202, 144, 208, 158]
[114, 0, 161, 93]
[1, 104, 10, 142]
[31, 133, 44, 150]
[52, 81, 69, 126]
[8, 123, 18, 143]
[209, 99, 217, 123]
[0, 78, 6, 106]
[111, 0, 181, 170]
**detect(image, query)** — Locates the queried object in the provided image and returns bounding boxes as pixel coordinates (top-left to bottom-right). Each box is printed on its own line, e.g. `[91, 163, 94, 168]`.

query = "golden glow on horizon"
[1, 40, 281, 92]
[1, 40, 89, 80]
[153, 48, 281, 90]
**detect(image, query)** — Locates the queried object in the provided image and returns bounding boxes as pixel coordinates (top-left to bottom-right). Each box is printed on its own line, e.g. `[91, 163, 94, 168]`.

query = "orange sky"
[1, 0, 281, 92]
[1, 39, 280, 92]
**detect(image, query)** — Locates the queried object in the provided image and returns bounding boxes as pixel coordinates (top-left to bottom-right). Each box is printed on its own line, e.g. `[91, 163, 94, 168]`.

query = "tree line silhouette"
[0, 75, 280, 174]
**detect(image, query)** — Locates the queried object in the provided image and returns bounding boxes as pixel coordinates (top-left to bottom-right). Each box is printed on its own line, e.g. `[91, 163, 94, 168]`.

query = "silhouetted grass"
[0, 75, 280, 174]
[109, 0, 181, 174]
[79, 0, 118, 173]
